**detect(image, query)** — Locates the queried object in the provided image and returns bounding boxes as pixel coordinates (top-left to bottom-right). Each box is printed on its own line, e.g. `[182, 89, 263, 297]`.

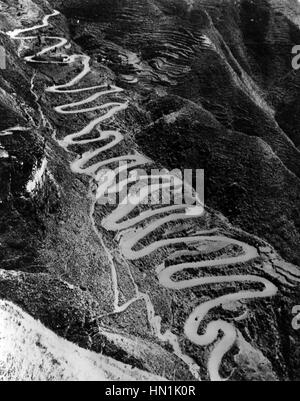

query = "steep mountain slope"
[0, 0, 299, 381]
[0, 300, 165, 381]
[54, 0, 300, 265]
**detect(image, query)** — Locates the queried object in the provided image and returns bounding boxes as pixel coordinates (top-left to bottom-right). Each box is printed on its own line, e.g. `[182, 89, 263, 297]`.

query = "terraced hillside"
[54, 0, 300, 266]
[0, 0, 299, 381]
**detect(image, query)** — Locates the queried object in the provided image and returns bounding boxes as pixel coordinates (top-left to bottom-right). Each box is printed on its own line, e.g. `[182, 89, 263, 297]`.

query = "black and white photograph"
[0, 0, 299, 384]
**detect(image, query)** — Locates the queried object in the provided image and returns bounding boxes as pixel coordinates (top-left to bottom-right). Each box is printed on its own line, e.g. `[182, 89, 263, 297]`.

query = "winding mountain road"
[6, 10, 279, 381]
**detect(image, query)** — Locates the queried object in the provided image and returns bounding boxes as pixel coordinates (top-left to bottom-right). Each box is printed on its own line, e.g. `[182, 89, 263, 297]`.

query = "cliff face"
[0, 0, 299, 381]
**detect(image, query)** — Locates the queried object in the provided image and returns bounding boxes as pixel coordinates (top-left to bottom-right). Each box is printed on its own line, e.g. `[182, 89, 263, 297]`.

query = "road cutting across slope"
[6, 10, 279, 381]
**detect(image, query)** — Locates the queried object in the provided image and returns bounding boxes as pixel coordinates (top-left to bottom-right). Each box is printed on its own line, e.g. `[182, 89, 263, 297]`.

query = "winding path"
[6, 10, 279, 381]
